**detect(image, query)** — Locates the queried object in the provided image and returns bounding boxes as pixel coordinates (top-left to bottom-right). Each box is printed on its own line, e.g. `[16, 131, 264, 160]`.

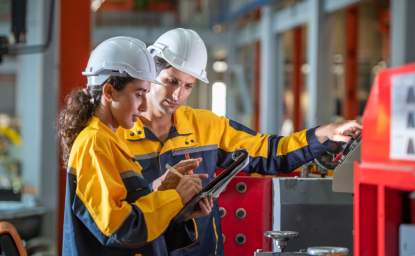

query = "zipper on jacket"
[158, 141, 165, 176]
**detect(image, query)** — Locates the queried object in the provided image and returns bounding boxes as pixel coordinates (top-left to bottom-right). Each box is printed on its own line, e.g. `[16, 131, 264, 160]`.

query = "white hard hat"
[147, 28, 209, 83]
[82, 36, 165, 86]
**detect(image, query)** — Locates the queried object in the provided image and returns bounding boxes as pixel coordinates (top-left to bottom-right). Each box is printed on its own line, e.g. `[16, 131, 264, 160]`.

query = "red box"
[217, 177, 273, 256]
[355, 63, 415, 256]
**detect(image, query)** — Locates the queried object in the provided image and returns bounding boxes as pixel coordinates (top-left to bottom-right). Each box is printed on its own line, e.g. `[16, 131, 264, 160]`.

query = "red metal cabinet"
[355, 62, 415, 256]
[217, 177, 273, 256]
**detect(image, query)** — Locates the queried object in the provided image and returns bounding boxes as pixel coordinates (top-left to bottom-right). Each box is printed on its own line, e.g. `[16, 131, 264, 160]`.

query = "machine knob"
[235, 208, 246, 219]
[235, 234, 246, 244]
[219, 207, 226, 218]
[236, 182, 247, 193]
[264, 231, 299, 240]
[264, 231, 299, 252]
[306, 247, 349, 255]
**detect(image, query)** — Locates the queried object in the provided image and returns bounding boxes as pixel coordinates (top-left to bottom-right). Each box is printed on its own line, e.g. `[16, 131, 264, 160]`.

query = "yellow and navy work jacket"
[117, 106, 331, 256]
[63, 116, 197, 256]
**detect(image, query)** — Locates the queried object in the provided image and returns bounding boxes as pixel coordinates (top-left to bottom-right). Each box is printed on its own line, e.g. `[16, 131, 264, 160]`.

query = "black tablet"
[173, 150, 249, 223]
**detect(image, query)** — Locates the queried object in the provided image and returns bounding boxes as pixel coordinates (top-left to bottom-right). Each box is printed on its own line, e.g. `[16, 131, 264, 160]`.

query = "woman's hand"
[153, 158, 203, 191]
[175, 174, 208, 205]
[185, 196, 215, 221]
[315, 120, 362, 144]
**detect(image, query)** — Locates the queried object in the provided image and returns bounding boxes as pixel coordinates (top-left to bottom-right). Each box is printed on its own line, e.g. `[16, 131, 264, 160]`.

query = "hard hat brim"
[170, 63, 209, 84]
[158, 56, 210, 84]
[84, 71, 166, 86]
[144, 78, 166, 86]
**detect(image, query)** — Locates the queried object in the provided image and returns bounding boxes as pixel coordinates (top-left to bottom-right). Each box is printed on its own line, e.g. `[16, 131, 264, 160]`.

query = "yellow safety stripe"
[213, 217, 218, 255]
[172, 218, 198, 251]
[194, 218, 198, 243]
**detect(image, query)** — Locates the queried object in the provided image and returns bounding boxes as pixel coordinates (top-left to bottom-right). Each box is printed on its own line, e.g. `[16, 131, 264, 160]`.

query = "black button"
[130, 133, 134, 136]
[235, 208, 246, 219]
[191, 140, 194, 143]
[137, 131, 142, 135]
[236, 182, 247, 193]
[235, 234, 246, 245]
[185, 141, 189, 145]
[219, 207, 226, 218]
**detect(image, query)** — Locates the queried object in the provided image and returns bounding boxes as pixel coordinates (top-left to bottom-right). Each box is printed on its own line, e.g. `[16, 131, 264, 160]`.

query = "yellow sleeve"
[73, 149, 184, 248]
[216, 118, 331, 174]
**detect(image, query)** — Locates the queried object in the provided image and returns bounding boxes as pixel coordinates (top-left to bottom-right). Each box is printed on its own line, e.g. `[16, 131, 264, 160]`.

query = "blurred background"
[0, 0, 413, 255]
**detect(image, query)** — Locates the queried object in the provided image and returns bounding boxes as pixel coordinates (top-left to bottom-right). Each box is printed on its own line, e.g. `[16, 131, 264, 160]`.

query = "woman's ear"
[102, 83, 114, 102]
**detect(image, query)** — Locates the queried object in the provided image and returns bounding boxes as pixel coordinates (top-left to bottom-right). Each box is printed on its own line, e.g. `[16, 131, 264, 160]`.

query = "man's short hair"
[154, 56, 172, 77]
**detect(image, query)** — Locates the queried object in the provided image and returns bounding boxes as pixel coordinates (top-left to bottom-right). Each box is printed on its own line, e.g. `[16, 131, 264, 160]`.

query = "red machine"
[354, 63, 415, 256]
[217, 177, 273, 255]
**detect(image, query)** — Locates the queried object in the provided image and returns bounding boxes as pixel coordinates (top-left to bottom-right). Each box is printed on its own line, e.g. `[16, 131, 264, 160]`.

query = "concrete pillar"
[390, 0, 415, 67]
[18, 0, 45, 196]
[226, 24, 236, 120]
[260, 4, 283, 135]
[306, 0, 330, 127]
[16, 0, 59, 240]
[275, 33, 285, 134]
[39, 0, 59, 239]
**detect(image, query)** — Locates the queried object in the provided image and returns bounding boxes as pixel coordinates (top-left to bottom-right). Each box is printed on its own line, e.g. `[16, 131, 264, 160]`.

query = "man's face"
[149, 66, 196, 115]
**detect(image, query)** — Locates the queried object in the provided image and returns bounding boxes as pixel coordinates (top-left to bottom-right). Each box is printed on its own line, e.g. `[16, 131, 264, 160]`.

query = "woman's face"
[110, 79, 150, 129]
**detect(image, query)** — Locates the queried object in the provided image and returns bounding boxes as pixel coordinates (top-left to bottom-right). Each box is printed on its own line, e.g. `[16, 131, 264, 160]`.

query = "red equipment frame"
[217, 177, 273, 255]
[354, 62, 415, 256]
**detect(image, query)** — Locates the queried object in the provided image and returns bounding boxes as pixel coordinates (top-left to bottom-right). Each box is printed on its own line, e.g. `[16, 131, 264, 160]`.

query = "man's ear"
[102, 83, 114, 102]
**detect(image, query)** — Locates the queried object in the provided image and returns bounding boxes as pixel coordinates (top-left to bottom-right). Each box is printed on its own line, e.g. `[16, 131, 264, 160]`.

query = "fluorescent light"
[213, 61, 228, 73]
[212, 82, 226, 117]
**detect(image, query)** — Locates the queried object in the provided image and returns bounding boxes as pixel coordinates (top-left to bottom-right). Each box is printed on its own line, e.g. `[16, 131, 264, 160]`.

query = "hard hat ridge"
[82, 36, 165, 86]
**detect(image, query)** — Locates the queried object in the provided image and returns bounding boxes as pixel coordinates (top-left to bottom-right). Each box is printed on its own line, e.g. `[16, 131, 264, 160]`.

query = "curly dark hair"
[56, 76, 135, 167]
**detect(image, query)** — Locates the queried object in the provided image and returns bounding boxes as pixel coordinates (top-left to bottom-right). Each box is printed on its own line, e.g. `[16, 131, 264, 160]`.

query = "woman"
[57, 37, 213, 256]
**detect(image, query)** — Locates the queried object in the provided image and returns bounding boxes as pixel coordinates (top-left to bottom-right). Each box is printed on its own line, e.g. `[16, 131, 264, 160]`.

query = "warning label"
[390, 73, 415, 160]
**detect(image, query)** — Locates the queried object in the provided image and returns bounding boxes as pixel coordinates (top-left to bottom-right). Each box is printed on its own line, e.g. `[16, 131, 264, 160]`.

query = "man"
[117, 28, 362, 256]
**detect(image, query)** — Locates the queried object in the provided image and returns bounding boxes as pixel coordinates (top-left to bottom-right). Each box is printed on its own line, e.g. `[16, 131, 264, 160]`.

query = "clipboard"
[173, 149, 249, 222]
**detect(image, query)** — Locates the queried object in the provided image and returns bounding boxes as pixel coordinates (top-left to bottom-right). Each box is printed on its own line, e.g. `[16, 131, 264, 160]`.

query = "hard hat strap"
[172, 56, 185, 67]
